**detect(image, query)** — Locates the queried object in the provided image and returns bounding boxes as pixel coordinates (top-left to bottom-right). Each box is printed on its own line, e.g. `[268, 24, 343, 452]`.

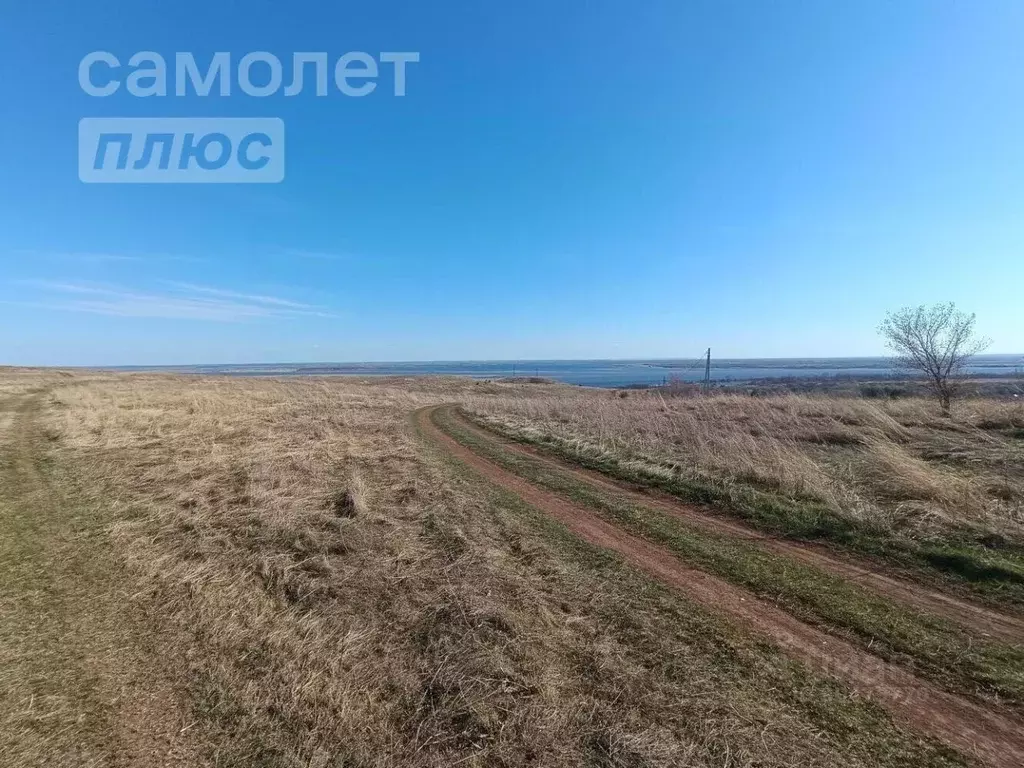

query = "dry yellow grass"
[0, 372, 964, 767]
[463, 386, 1024, 541]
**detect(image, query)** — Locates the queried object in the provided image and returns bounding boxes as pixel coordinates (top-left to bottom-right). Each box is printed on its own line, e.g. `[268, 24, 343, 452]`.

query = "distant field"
[2, 370, 1023, 767]
[101, 354, 1024, 389]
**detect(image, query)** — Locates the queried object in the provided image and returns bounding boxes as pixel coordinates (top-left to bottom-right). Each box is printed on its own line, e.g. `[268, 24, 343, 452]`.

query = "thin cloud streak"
[11, 249, 205, 264]
[166, 282, 319, 309]
[11, 280, 337, 322]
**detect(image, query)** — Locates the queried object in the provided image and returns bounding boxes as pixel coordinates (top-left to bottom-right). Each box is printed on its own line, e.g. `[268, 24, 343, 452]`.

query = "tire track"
[0, 392, 199, 767]
[450, 407, 1024, 644]
[417, 404, 1024, 768]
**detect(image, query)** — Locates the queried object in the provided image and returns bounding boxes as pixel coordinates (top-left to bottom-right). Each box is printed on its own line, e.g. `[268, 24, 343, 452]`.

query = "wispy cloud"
[165, 282, 321, 310]
[11, 280, 337, 322]
[11, 250, 141, 263]
[11, 249, 204, 264]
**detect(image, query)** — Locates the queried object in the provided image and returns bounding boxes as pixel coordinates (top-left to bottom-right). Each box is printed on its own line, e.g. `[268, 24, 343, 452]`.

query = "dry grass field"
[2, 370, 1023, 767]
[464, 386, 1024, 601]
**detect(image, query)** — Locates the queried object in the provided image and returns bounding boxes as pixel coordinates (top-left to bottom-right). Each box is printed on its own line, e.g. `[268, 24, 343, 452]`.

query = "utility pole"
[703, 348, 711, 394]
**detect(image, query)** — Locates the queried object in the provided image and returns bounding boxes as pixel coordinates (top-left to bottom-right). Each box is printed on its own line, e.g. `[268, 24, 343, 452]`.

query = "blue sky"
[1, 1, 1022, 365]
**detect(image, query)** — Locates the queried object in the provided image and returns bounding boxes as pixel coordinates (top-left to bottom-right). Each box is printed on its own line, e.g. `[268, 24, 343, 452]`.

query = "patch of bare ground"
[3, 372, 970, 767]
[418, 405, 1024, 768]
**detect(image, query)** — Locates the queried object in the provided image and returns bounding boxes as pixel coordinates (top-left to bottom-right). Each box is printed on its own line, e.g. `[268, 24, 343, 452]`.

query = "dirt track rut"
[417, 404, 1024, 768]
[450, 407, 1024, 644]
[0, 392, 197, 767]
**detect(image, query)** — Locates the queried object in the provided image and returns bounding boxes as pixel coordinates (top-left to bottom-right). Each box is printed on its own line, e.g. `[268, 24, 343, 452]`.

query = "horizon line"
[35, 351, 1024, 370]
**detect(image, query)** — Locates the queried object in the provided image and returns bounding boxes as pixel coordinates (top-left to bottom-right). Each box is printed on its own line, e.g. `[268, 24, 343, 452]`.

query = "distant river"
[115, 355, 1024, 389]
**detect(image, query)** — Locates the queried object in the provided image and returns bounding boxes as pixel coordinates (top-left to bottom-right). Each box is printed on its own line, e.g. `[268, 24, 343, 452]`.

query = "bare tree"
[878, 302, 990, 414]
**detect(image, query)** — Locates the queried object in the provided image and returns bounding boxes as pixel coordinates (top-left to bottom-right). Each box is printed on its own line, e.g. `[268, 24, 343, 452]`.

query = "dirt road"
[449, 407, 1024, 644]
[417, 404, 1024, 768]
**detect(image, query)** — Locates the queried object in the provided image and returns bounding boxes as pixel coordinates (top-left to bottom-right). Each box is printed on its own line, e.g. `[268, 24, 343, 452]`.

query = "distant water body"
[116, 355, 1024, 389]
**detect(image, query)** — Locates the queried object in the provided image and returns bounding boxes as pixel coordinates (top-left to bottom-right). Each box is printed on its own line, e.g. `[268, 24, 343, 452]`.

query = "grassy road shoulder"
[435, 406, 1024, 709]
[462, 398, 1024, 609]
[413, 405, 968, 768]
